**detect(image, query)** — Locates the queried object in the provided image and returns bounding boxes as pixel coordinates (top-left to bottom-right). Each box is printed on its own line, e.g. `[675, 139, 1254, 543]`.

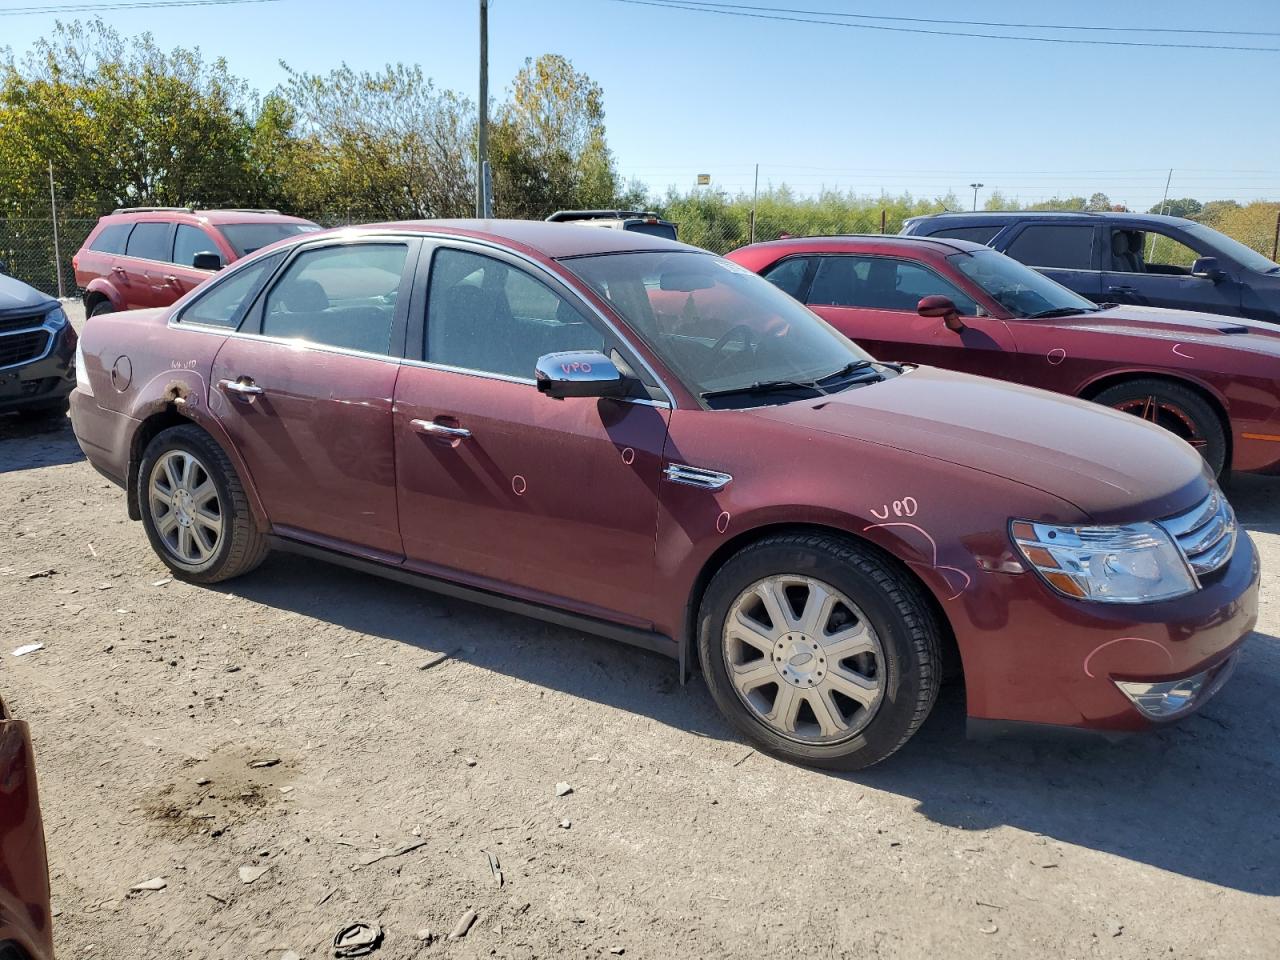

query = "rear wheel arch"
[682, 521, 962, 684]
[125, 410, 267, 530]
[1078, 371, 1231, 470]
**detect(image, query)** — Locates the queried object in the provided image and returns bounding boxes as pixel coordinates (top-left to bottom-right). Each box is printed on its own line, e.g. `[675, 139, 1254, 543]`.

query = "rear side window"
[926, 225, 1002, 245]
[173, 224, 219, 268]
[124, 222, 171, 262]
[1004, 225, 1095, 270]
[260, 243, 409, 355]
[89, 223, 131, 254]
[179, 253, 284, 328]
[761, 257, 812, 299]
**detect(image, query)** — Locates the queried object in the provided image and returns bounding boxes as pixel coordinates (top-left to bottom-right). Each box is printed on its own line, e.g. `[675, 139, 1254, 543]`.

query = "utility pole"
[1158, 168, 1173, 215]
[48, 160, 64, 300]
[749, 163, 759, 244]
[476, 0, 490, 218]
[969, 182, 984, 211]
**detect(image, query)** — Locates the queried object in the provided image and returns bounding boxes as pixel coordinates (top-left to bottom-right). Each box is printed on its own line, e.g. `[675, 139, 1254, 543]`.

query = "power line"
[0, 0, 283, 16]
[603, 0, 1280, 52]
[646, 0, 1279, 38]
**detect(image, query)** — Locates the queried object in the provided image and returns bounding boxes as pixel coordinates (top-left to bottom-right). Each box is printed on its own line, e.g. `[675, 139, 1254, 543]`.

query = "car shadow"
[0, 412, 85, 472]
[223, 542, 1280, 897]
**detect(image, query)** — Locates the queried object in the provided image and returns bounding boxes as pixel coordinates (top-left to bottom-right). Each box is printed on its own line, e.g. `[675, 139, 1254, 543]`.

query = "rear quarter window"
[89, 223, 132, 254]
[177, 253, 285, 328]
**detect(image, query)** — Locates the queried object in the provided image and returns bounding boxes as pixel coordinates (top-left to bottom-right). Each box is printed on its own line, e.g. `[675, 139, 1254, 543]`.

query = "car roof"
[315, 219, 701, 259]
[734, 234, 989, 257]
[101, 208, 315, 226]
[908, 210, 1196, 228]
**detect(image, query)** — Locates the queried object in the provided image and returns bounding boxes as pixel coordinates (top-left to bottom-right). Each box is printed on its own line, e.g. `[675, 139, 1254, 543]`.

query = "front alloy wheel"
[724, 575, 885, 744]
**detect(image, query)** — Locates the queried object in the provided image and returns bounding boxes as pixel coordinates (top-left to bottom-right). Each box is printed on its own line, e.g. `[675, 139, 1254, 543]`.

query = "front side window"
[173, 224, 218, 268]
[426, 248, 605, 379]
[1004, 224, 1095, 270]
[806, 256, 979, 315]
[178, 252, 284, 328]
[125, 222, 171, 262]
[260, 243, 408, 355]
[90, 223, 131, 254]
[951, 249, 1098, 318]
[563, 251, 874, 403]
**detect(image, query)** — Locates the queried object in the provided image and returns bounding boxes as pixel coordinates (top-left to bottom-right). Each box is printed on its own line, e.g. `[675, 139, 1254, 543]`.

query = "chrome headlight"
[1010, 519, 1195, 603]
[44, 305, 68, 330]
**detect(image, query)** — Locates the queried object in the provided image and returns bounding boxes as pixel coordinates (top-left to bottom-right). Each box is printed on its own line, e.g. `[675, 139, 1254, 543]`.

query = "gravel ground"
[1, 311, 1277, 959]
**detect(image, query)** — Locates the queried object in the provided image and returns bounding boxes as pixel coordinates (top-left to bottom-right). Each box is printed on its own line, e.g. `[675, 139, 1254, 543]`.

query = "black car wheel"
[137, 425, 269, 583]
[88, 300, 114, 318]
[698, 532, 941, 770]
[1092, 379, 1227, 478]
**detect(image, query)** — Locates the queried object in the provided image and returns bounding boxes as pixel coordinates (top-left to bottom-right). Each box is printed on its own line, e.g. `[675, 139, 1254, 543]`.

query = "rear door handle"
[411, 418, 471, 440]
[218, 377, 264, 398]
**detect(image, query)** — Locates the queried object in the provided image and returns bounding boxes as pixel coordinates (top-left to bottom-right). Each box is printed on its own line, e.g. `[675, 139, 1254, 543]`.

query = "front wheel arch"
[682, 521, 962, 685]
[1078, 372, 1232, 473]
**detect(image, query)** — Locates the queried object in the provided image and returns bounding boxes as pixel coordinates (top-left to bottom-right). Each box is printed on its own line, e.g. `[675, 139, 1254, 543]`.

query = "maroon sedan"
[69, 221, 1256, 769]
[727, 235, 1280, 479]
[0, 695, 53, 960]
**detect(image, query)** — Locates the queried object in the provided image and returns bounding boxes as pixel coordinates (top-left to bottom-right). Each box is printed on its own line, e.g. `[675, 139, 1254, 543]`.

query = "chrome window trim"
[161, 228, 681, 408]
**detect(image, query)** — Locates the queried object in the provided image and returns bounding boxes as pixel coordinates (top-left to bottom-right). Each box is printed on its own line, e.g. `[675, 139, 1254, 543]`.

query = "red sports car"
[728, 235, 1280, 479]
[0, 694, 53, 960]
[70, 221, 1256, 769]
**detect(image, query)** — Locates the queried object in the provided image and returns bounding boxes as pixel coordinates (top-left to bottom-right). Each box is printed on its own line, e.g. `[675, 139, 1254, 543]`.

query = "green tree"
[0, 20, 271, 214]
[277, 62, 475, 220]
[1149, 197, 1202, 218]
[1084, 192, 1112, 212]
[489, 54, 626, 218]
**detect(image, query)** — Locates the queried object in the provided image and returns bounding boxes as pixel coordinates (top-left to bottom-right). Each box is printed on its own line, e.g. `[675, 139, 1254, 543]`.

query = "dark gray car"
[0, 271, 77, 416]
[901, 211, 1280, 324]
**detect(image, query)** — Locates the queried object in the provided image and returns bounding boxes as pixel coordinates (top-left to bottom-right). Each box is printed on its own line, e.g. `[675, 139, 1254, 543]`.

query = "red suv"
[74, 207, 318, 316]
[69, 221, 1257, 769]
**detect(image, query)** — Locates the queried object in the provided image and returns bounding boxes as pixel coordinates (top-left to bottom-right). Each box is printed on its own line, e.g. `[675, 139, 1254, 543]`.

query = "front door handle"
[410, 418, 472, 440]
[218, 377, 264, 398]
[1107, 285, 1137, 294]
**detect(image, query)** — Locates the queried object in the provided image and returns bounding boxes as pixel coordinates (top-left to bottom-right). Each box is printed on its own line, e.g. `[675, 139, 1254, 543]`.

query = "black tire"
[88, 299, 114, 317]
[137, 424, 268, 583]
[1092, 378, 1227, 478]
[697, 533, 942, 771]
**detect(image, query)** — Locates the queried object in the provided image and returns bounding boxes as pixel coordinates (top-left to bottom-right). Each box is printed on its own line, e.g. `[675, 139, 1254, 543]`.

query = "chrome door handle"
[411, 418, 471, 440]
[219, 378, 264, 397]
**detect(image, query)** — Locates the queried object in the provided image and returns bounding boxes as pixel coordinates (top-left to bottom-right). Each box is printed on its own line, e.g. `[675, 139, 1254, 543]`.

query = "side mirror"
[918, 295, 966, 332]
[535, 351, 628, 400]
[1191, 256, 1223, 281]
[192, 251, 223, 271]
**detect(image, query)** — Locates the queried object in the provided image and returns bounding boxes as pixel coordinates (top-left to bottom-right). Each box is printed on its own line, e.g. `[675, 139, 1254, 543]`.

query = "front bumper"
[0, 322, 76, 412]
[956, 529, 1259, 731]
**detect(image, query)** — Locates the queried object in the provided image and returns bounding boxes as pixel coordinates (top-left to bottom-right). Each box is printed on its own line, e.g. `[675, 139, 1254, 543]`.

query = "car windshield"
[218, 221, 320, 256]
[949, 248, 1099, 318]
[561, 251, 877, 406]
[1181, 221, 1280, 274]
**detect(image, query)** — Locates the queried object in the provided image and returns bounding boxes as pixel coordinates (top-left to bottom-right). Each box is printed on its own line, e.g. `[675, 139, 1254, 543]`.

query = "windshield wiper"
[700, 379, 824, 401]
[1024, 306, 1099, 319]
[815, 360, 875, 384]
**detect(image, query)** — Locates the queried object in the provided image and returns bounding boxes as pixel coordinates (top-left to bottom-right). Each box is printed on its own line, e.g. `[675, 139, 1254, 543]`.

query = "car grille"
[0, 330, 51, 368]
[1160, 489, 1236, 578]
[0, 313, 45, 335]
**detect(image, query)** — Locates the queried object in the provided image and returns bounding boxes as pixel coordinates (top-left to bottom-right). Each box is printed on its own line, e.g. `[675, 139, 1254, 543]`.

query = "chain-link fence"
[3, 202, 1278, 300]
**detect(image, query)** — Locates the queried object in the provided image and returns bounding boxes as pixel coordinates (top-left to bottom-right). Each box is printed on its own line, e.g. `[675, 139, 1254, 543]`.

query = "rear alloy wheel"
[137, 425, 268, 582]
[698, 533, 941, 770]
[1092, 378, 1227, 478]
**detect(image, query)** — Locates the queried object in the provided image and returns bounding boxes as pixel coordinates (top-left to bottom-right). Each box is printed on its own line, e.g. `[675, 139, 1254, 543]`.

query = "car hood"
[0, 273, 56, 314]
[1039, 305, 1280, 357]
[754, 365, 1207, 523]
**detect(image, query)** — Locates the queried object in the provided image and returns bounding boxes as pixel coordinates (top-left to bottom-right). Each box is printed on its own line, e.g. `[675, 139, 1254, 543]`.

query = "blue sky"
[3, 0, 1277, 209]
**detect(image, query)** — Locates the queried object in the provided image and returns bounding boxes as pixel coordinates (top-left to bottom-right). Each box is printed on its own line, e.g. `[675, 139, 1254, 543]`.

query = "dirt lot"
[2, 328, 1278, 958]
